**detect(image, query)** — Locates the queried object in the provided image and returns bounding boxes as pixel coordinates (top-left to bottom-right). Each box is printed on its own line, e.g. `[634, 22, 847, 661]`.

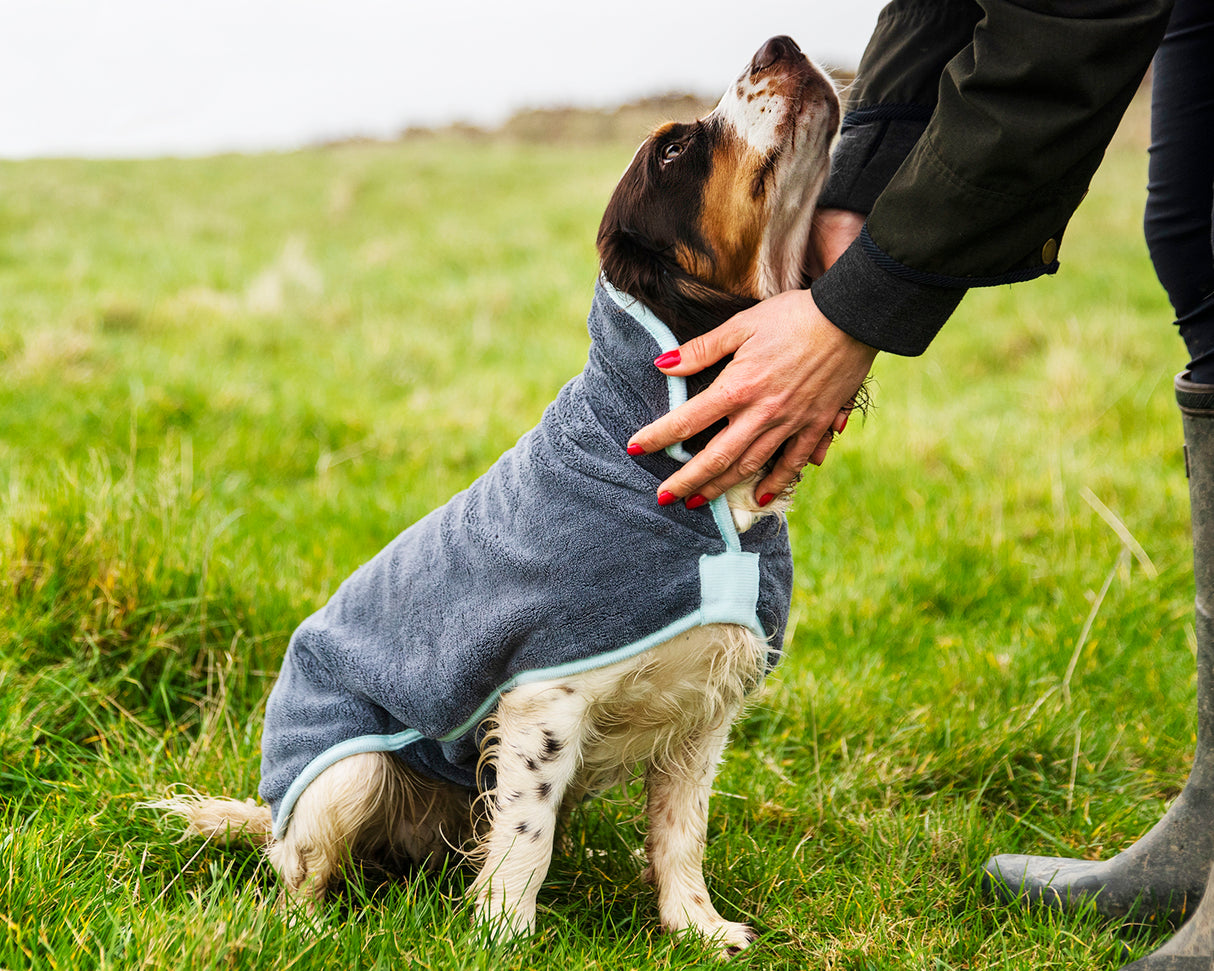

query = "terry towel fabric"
[259, 279, 794, 840]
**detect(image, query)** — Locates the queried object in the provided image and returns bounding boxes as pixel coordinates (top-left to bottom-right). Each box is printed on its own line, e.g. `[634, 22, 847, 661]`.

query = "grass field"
[0, 94, 1199, 969]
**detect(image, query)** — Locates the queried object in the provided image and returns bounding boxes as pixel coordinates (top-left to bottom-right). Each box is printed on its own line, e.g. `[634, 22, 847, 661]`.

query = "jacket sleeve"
[811, 0, 1174, 356]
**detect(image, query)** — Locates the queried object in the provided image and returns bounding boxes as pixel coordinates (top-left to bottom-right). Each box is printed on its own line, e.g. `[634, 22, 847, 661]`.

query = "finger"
[807, 429, 834, 467]
[649, 383, 849, 501]
[812, 406, 853, 465]
[658, 424, 793, 505]
[798, 409, 849, 471]
[754, 426, 831, 503]
[652, 315, 752, 377]
[626, 391, 734, 458]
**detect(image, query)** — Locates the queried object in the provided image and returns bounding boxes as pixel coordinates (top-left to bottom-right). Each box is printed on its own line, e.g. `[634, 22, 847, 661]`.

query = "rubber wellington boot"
[983, 373, 1214, 933]
[1119, 861, 1214, 970]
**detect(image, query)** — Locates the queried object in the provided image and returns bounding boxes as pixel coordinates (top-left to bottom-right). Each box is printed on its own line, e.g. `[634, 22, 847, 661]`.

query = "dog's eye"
[661, 142, 684, 162]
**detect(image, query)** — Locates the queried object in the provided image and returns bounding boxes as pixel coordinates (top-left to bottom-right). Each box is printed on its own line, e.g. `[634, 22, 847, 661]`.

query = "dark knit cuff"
[811, 232, 964, 357]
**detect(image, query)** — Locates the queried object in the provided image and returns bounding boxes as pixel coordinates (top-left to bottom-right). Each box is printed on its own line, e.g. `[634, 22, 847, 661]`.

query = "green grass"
[0, 97, 1198, 968]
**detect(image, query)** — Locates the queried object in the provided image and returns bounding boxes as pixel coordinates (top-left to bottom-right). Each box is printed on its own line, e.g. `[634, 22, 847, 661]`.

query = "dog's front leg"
[471, 682, 588, 943]
[644, 719, 757, 954]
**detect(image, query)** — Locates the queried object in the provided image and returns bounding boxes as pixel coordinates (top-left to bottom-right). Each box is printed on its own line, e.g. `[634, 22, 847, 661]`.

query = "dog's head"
[597, 36, 839, 344]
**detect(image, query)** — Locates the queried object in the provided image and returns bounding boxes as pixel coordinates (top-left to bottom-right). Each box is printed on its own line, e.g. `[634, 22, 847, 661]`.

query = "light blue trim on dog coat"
[259, 279, 793, 840]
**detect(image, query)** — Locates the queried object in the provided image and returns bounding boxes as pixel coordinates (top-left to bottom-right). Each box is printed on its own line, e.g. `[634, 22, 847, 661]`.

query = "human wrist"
[810, 233, 963, 357]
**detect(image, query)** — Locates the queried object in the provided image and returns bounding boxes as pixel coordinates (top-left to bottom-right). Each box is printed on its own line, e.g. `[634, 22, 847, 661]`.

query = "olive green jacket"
[812, 0, 1174, 356]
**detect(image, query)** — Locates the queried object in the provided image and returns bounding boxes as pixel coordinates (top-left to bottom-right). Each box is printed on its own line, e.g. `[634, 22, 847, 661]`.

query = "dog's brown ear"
[597, 225, 758, 344]
[596, 225, 674, 311]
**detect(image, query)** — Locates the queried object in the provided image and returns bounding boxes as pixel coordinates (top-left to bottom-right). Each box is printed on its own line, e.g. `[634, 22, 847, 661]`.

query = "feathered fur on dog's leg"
[151, 795, 274, 847]
[265, 753, 381, 907]
[155, 753, 475, 911]
[644, 718, 757, 953]
[471, 682, 590, 942]
[269, 751, 473, 908]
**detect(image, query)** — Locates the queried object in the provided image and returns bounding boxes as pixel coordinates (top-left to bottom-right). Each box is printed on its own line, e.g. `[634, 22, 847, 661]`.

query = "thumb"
[653, 314, 751, 375]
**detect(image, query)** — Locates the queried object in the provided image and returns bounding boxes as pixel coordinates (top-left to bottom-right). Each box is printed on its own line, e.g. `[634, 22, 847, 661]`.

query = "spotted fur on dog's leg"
[644, 719, 757, 954]
[471, 682, 589, 942]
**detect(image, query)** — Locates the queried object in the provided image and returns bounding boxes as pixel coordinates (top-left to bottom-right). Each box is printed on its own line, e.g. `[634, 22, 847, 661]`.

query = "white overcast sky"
[1, 0, 887, 158]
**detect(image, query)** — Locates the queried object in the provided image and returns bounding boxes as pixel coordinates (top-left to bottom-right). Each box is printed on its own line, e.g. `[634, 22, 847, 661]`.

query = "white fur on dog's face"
[598, 37, 839, 321]
[708, 36, 840, 297]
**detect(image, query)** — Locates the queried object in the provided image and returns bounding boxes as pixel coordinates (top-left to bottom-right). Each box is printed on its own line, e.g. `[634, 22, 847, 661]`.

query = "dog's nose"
[750, 35, 803, 74]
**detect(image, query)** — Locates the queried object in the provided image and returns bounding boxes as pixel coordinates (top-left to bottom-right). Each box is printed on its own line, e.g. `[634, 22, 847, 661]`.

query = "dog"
[158, 35, 840, 955]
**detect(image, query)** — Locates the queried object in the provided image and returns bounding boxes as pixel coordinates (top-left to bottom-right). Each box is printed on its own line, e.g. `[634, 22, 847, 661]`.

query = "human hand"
[624, 208, 874, 507]
[805, 208, 865, 279]
[625, 287, 876, 506]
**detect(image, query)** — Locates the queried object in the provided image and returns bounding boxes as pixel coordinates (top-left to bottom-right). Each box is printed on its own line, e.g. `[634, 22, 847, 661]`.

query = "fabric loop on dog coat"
[259, 280, 794, 839]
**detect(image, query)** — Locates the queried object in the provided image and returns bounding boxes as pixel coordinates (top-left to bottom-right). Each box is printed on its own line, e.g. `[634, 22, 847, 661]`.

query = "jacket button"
[1042, 238, 1058, 264]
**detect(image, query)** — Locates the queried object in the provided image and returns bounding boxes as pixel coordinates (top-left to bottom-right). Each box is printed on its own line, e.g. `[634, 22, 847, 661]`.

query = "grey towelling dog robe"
[260, 279, 794, 839]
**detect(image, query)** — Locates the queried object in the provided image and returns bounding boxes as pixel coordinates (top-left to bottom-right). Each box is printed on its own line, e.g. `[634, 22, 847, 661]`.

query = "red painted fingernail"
[685, 494, 707, 510]
[626, 443, 645, 456]
[658, 491, 678, 507]
[654, 350, 681, 369]
[758, 493, 775, 507]
[838, 412, 850, 433]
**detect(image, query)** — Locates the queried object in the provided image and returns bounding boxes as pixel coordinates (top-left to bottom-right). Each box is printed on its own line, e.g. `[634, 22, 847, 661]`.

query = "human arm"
[632, 0, 1174, 505]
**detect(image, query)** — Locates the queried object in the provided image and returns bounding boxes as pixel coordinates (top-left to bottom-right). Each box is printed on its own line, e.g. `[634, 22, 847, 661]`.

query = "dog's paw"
[473, 897, 537, 946]
[716, 921, 758, 958]
[664, 915, 758, 959]
[702, 920, 758, 959]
